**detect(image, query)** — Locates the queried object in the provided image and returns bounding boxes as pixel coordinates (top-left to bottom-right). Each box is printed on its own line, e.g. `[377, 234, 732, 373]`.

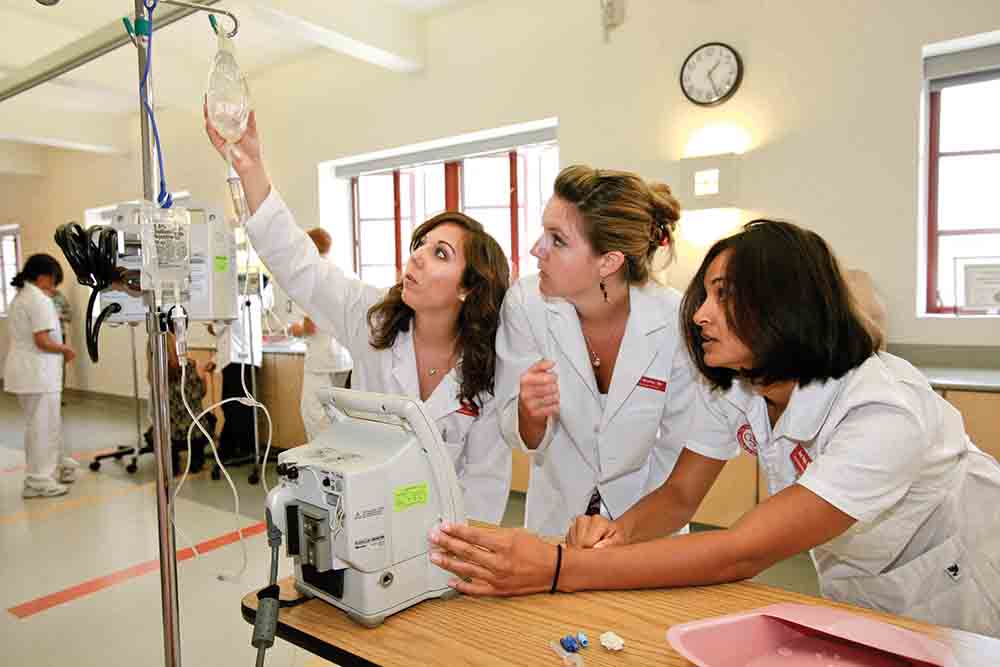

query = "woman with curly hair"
[205, 111, 512, 522]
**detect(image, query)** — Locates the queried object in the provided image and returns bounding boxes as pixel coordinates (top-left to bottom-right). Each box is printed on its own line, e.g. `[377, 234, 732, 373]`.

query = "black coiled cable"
[54, 223, 122, 363]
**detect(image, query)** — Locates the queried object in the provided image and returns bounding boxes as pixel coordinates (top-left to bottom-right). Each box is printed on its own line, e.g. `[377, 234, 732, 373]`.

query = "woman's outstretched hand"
[203, 103, 272, 216]
[203, 103, 262, 175]
[428, 522, 560, 597]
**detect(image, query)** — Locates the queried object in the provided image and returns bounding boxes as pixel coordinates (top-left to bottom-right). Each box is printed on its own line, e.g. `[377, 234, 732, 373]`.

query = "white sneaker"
[58, 457, 79, 483]
[23, 479, 69, 498]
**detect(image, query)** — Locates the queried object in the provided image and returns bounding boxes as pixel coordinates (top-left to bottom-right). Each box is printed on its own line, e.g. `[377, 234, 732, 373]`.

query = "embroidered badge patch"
[790, 444, 813, 475]
[737, 423, 758, 455]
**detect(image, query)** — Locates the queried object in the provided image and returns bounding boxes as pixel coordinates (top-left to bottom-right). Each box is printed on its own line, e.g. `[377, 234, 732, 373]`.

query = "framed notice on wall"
[953, 257, 1000, 314]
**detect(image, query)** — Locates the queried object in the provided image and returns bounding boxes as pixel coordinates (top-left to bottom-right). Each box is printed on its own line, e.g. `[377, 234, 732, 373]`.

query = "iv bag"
[206, 31, 250, 144]
[137, 202, 192, 299]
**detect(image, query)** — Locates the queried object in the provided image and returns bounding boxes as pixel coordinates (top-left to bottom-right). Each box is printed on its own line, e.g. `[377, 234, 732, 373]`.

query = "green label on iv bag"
[214, 256, 229, 272]
[394, 483, 428, 512]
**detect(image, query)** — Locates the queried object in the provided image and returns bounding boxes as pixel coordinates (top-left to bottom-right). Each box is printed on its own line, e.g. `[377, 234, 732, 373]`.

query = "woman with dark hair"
[495, 164, 738, 536]
[3, 253, 78, 498]
[205, 112, 512, 522]
[427, 220, 1000, 636]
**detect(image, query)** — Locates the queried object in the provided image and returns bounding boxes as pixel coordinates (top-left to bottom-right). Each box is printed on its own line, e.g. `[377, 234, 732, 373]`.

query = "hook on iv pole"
[160, 0, 239, 37]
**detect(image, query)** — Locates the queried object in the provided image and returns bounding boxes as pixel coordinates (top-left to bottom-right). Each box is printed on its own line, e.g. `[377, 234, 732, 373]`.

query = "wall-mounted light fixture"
[677, 152, 740, 210]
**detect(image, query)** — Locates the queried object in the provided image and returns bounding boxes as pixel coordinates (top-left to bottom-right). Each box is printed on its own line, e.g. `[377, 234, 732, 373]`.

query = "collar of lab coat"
[390, 325, 464, 422]
[543, 281, 672, 418]
[728, 373, 845, 443]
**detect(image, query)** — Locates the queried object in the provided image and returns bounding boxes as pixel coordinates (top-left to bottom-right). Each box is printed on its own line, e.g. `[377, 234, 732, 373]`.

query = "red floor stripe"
[8, 520, 266, 619]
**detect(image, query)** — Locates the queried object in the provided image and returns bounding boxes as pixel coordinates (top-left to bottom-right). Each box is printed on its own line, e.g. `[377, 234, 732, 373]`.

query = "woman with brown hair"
[428, 219, 1000, 636]
[205, 111, 512, 522]
[494, 165, 739, 536]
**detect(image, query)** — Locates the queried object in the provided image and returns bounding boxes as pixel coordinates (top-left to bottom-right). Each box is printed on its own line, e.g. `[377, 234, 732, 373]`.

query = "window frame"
[349, 145, 554, 286]
[924, 71, 1000, 314]
[0, 225, 23, 317]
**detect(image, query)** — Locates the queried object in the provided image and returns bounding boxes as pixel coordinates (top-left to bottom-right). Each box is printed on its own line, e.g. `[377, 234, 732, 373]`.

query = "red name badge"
[737, 423, 758, 455]
[457, 402, 479, 417]
[637, 376, 667, 392]
[790, 444, 813, 475]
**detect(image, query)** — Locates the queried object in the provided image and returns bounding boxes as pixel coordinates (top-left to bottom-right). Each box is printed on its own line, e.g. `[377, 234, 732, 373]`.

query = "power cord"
[53, 222, 121, 362]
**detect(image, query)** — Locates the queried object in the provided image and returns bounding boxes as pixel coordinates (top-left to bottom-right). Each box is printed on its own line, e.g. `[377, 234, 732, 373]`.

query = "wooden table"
[241, 575, 1000, 666]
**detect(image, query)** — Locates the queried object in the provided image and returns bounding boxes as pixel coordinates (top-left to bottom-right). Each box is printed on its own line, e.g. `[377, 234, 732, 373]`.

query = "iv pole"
[8, 3, 241, 665]
[134, 3, 239, 666]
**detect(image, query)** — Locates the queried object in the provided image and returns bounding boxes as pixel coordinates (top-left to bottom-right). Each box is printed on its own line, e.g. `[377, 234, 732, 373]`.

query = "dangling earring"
[599, 279, 608, 303]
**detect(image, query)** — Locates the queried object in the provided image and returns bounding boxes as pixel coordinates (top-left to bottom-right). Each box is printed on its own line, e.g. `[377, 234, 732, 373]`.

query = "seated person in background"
[146, 332, 216, 475]
[428, 219, 1000, 637]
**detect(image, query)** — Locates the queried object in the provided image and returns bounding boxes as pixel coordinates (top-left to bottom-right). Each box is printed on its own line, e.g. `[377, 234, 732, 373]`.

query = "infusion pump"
[101, 203, 239, 323]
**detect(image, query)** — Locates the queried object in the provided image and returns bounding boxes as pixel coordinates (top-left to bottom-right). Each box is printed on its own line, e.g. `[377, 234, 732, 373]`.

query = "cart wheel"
[248, 472, 260, 485]
[211, 467, 221, 481]
[89, 461, 101, 471]
[126, 463, 138, 474]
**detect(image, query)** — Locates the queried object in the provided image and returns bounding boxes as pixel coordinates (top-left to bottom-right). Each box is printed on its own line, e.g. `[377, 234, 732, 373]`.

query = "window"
[350, 145, 558, 287]
[327, 120, 558, 287]
[924, 51, 1000, 314]
[0, 225, 22, 316]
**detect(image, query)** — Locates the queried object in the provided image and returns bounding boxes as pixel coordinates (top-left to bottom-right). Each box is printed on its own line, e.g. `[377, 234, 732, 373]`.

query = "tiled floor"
[1, 391, 818, 666]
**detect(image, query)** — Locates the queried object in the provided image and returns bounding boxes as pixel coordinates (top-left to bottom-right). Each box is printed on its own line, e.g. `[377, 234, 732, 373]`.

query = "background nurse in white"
[495, 165, 739, 537]
[3, 254, 77, 498]
[289, 227, 353, 441]
[204, 110, 513, 524]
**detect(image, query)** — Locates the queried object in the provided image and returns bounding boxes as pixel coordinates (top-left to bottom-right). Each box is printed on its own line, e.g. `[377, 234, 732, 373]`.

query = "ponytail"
[12, 254, 64, 289]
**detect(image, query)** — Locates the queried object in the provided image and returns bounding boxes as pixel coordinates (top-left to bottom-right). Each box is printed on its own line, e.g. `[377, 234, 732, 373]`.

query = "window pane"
[938, 154, 1000, 231]
[464, 207, 512, 259]
[358, 173, 395, 219]
[463, 155, 510, 207]
[940, 78, 1000, 153]
[936, 233, 1000, 307]
[516, 144, 559, 274]
[360, 264, 397, 288]
[420, 163, 446, 217]
[399, 163, 446, 265]
[359, 219, 397, 265]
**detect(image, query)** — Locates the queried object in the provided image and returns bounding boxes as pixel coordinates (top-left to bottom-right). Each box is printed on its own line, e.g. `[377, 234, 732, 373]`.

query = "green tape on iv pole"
[134, 17, 152, 37]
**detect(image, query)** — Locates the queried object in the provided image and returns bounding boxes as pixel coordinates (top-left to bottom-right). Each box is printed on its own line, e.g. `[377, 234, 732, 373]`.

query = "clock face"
[680, 42, 743, 106]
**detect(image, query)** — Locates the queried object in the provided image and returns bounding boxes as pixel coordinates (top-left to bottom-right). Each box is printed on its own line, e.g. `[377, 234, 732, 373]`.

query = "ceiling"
[0, 0, 472, 163]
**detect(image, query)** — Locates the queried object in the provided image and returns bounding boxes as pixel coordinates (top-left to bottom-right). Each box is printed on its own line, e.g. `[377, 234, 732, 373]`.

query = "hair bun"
[649, 182, 681, 224]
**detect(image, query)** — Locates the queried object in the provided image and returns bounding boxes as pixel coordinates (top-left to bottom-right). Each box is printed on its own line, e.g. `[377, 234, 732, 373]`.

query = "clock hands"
[707, 59, 721, 98]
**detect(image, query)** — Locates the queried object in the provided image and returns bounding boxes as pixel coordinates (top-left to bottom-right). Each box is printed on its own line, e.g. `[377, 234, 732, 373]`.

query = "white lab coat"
[716, 352, 1000, 636]
[3, 282, 63, 393]
[3, 282, 67, 482]
[246, 189, 511, 524]
[496, 274, 740, 536]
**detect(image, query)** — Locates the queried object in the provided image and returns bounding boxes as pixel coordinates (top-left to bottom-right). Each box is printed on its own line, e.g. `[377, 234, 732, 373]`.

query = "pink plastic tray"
[666, 603, 955, 667]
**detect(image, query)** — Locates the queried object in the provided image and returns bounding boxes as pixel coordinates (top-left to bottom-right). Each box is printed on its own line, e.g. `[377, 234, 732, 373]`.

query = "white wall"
[247, 0, 999, 347]
[3, 0, 999, 396]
